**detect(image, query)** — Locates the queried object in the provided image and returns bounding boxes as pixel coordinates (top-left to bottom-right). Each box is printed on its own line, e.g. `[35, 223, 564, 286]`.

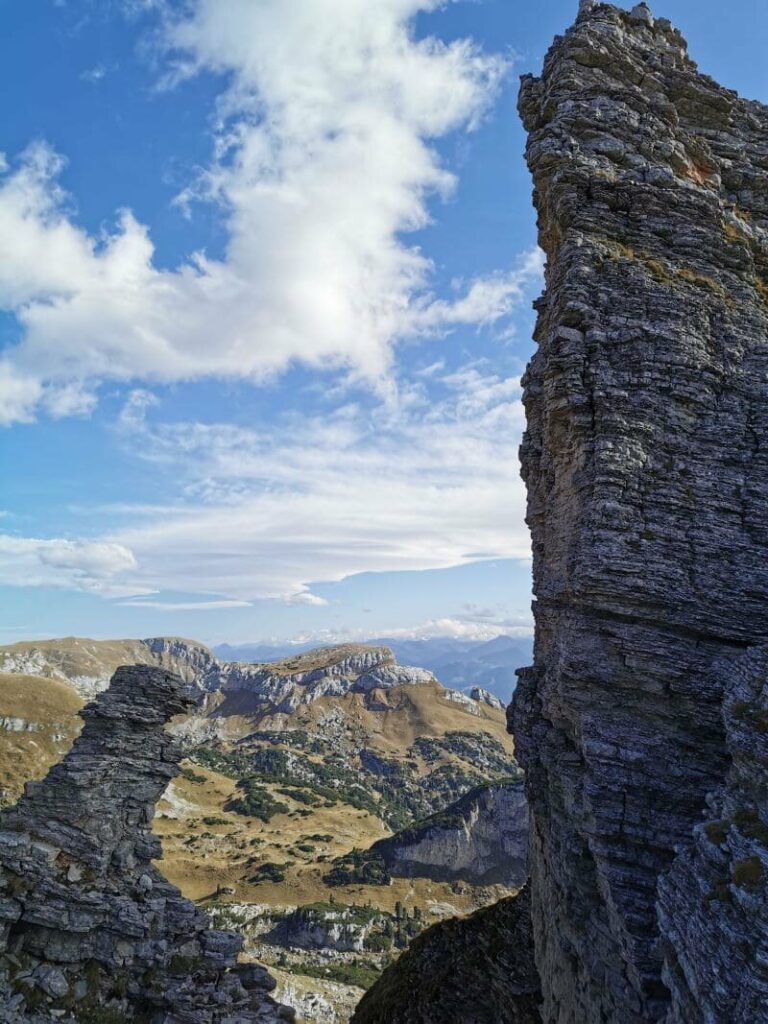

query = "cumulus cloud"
[0, 0, 519, 423]
[376, 617, 533, 641]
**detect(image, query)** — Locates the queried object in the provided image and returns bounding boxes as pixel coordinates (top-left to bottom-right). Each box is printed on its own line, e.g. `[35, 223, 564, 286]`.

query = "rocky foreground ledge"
[0, 664, 294, 1023]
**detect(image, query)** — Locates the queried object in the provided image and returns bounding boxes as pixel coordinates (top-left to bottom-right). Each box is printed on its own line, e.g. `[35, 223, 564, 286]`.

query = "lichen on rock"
[0, 664, 294, 1022]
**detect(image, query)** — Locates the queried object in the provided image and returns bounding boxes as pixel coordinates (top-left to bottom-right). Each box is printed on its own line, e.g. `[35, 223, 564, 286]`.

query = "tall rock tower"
[513, 3, 768, 1021]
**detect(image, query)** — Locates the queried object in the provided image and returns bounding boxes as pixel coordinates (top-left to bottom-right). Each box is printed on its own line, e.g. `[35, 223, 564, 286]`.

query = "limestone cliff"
[0, 665, 293, 1022]
[513, 3, 768, 1022]
[370, 780, 528, 887]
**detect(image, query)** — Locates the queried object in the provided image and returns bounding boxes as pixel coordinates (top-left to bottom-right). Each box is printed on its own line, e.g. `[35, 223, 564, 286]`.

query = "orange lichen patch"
[680, 159, 718, 187]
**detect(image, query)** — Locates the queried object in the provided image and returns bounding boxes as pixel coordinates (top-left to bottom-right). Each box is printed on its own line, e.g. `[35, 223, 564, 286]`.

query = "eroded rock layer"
[0, 665, 293, 1022]
[513, 3, 768, 1022]
[657, 646, 768, 1022]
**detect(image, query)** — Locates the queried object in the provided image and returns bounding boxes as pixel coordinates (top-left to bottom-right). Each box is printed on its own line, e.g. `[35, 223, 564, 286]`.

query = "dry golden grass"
[154, 761, 506, 916]
[254, 644, 390, 677]
[0, 673, 83, 804]
[154, 679, 514, 910]
[0, 637, 156, 681]
[219, 682, 513, 756]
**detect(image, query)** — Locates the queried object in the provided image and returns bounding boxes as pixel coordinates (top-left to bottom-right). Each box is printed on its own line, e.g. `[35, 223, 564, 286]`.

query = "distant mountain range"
[215, 634, 533, 702]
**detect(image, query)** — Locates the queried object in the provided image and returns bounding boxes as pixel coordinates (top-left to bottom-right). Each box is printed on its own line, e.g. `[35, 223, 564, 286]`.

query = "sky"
[1, 0, 767, 648]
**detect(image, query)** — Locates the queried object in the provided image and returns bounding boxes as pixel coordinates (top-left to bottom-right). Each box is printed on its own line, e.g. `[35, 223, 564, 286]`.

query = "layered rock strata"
[350, 889, 542, 1024]
[0, 665, 293, 1022]
[513, 3, 768, 1022]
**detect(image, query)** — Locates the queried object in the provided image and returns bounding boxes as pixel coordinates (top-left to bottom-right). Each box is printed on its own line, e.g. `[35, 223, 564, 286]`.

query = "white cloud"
[0, 362, 532, 602]
[284, 592, 329, 607]
[80, 65, 108, 83]
[119, 598, 252, 611]
[0, 535, 142, 596]
[0, 0, 518, 423]
[98, 364, 531, 601]
[376, 617, 533, 641]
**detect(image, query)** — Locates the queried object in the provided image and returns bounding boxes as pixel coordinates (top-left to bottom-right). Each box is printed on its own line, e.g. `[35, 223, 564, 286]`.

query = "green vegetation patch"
[249, 862, 287, 884]
[225, 780, 289, 822]
[323, 849, 391, 887]
[285, 960, 382, 990]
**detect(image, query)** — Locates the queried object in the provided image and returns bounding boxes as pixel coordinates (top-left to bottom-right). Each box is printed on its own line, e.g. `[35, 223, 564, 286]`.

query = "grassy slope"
[156, 680, 514, 914]
[249, 644, 392, 676]
[0, 672, 83, 805]
[217, 681, 513, 753]
[0, 636, 211, 686]
[0, 646, 515, 926]
[155, 761, 501, 915]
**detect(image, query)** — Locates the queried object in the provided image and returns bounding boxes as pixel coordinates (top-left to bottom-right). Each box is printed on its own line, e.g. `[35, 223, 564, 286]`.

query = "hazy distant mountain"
[215, 634, 533, 703]
[215, 640, 320, 663]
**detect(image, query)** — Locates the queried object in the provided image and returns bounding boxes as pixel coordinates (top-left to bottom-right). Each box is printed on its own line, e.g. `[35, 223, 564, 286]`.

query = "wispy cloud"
[79, 64, 109, 83]
[0, 355, 535, 603]
[118, 597, 252, 611]
[106, 362, 530, 601]
[375, 616, 533, 641]
[0, 0, 519, 424]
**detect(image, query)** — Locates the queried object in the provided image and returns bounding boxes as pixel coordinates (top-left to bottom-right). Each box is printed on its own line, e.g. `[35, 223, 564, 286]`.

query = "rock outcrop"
[469, 686, 505, 710]
[370, 780, 528, 887]
[513, 3, 768, 1022]
[0, 638, 438, 709]
[0, 664, 293, 1022]
[350, 889, 541, 1024]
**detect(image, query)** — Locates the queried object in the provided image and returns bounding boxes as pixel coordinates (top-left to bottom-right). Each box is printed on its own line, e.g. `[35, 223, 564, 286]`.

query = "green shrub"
[225, 780, 289, 822]
[249, 862, 286, 884]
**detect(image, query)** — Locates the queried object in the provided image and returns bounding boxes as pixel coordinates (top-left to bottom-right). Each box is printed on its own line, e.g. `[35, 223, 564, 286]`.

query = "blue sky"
[1, 0, 766, 647]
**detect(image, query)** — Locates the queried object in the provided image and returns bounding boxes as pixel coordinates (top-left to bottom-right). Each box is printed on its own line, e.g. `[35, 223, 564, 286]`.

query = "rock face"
[213, 644, 436, 712]
[469, 686, 505, 710]
[267, 906, 386, 954]
[350, 889, 541, 1024]
[370, 781, 528, 887]
[657, 646, 768, 1022]
[0, 665, 293, 1022]
[513, 3, 768, 1023]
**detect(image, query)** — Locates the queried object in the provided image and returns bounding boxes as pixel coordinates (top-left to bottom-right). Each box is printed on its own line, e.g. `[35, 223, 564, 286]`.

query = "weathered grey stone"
[351, 888, 541, 1024]
[0, 665, 295, 1022]
[513, 3, 768, 1022]
[658, 647, 768, 1023]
